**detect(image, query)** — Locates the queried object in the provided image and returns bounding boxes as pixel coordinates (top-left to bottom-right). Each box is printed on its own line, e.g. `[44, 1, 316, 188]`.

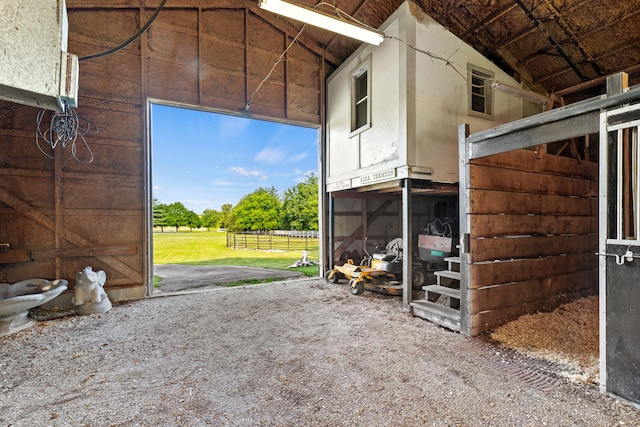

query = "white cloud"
[216, 115, 250, 140]
[210, 179, 235, 186]
[270, 170, 293, 178]
[183, 199, 211, 209]
[289, 152, 308, 162]
[230, 166, 261, 177]
[294, 169, 317, 182]
[254, 146, 287, 164]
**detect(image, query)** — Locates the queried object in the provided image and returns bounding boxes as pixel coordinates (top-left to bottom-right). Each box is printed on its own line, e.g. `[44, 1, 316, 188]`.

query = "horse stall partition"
[462, 148, 598, 336]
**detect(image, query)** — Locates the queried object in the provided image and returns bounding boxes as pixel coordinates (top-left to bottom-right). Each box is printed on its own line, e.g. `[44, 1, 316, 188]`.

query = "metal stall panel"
[599, 103, 640, 405]
[605, 247, 640, 403]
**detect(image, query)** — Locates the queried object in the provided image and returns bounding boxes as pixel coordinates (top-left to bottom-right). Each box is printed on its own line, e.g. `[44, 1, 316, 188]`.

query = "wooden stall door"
[599, 104, 640, 405]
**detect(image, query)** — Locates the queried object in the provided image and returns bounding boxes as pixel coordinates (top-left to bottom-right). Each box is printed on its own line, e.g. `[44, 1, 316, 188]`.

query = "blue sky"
[151, 104, 319, 214]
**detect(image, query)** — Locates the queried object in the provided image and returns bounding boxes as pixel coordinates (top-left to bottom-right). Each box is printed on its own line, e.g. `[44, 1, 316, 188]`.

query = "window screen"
[353, 71, 368, 130]
[468, 64, 493, 119]
[350, 59, 371, 133]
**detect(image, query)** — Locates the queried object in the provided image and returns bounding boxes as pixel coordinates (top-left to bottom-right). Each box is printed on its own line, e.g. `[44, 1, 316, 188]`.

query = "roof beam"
[513, 0, 588, 82]
[466, 83, 640, 159]
[67, 1, 344, 67]
[554, 64, 640, 97]
[323, 0, 372, 52]
[538, 0, 602, 76]
[461, 4, 517, 39]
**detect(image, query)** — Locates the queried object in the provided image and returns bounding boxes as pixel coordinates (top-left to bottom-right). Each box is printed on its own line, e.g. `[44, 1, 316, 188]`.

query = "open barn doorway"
[147, 102, 320, 295]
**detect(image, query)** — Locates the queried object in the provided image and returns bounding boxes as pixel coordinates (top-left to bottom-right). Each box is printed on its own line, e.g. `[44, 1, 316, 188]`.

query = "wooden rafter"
[461, 4, 517, 40]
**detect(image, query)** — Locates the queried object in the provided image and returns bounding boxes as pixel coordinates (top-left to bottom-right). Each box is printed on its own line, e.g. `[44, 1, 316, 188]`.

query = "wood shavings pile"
[491, 296, 599, 384]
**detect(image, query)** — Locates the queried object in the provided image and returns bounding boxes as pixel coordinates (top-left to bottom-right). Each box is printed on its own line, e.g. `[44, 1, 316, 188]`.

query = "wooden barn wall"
[466, 149, 598, 336]
[0, 1, 327, 301]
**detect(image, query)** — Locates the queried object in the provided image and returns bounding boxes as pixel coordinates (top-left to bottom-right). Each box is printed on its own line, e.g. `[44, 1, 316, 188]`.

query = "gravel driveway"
[153, 264, 304, 292]
[1, 278, 638, 426]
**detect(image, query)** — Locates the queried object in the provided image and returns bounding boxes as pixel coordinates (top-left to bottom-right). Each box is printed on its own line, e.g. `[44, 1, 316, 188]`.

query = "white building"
[324, 1, 543, 328]
[326, 1, 540, 193]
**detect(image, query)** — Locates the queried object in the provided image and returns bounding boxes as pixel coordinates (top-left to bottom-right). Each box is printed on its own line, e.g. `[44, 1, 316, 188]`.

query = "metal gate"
[598, 103, 640, 405]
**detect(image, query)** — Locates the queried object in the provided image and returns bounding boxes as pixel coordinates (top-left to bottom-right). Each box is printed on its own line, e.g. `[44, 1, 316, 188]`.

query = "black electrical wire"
[78, 0, 167, 62]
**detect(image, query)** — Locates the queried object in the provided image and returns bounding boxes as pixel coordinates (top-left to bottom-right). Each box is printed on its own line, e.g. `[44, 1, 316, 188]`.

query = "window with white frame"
[468, 64, 494, 119]
[351, 59, 371, 133]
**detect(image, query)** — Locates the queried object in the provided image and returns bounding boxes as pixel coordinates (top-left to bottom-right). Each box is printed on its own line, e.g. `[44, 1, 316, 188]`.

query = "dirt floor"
[1, 278, 639, 426]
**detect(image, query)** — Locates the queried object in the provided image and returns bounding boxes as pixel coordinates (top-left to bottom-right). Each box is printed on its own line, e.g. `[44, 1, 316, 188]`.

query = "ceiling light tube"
[259, 0, 385, 45]
[491, 81, 552, 104]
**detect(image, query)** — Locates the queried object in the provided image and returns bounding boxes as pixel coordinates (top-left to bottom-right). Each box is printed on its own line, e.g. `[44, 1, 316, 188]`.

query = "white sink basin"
[0, 278, 68, 337]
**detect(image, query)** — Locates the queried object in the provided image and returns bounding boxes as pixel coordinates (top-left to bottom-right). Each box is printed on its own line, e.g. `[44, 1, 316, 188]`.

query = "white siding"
[359, 19, 401, 169]
[326, 1, 541, 189]
[327, 64, 358, 178]
[411, 12, 527, 183]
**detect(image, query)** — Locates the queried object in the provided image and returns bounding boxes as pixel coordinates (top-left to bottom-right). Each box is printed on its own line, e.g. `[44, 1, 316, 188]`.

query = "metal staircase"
[410, 256, 461, 331]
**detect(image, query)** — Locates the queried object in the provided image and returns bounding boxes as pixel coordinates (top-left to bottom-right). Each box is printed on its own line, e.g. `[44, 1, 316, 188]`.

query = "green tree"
[152, 198, 169, 232]
[201, 209, 221, 231]
[185, 210, 202, 231]
[281, 174, 318, 230]
[219, 203, 235, 230]
[232, 187, 281, 231]
[164, 202, 191, 232]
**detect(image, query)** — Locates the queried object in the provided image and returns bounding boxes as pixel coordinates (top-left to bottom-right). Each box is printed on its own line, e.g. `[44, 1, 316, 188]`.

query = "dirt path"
[153, 264, 304, 292]
[1, 278, 637, 426]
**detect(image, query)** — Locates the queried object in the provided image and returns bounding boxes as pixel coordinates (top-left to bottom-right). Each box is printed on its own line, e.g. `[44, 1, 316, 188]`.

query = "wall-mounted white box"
[0, 0, 78, 111]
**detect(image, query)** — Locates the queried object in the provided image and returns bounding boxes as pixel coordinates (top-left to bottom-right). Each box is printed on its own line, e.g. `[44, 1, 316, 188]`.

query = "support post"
[599, 72, 630, 395]
[328, 195, 334, 270]
[402, 178, 413, 310]
[361, 199, 368, 243]
[458, 124, 471, 335]
[598, 104, 608, 395]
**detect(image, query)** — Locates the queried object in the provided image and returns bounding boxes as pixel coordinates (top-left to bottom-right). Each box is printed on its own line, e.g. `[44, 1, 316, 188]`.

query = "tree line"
[153, 175, 318, 232]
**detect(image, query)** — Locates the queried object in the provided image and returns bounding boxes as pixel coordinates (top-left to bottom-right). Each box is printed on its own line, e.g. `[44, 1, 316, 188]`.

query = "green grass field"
[153, 229, 320, 277]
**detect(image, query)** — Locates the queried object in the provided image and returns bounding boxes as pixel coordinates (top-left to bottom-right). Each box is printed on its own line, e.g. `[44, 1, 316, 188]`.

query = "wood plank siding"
[0, 1, 326, 299]
[466, 149, 598, 336]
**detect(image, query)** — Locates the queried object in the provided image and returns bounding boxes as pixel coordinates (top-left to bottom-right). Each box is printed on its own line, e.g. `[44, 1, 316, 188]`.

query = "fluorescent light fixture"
[491, 81, 551, 105]
[259, 0, 385, 45]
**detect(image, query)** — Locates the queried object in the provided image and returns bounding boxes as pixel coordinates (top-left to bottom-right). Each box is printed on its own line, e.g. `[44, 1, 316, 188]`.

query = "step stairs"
[435, 270, 460, 284]
[410, 256, 462, 332]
